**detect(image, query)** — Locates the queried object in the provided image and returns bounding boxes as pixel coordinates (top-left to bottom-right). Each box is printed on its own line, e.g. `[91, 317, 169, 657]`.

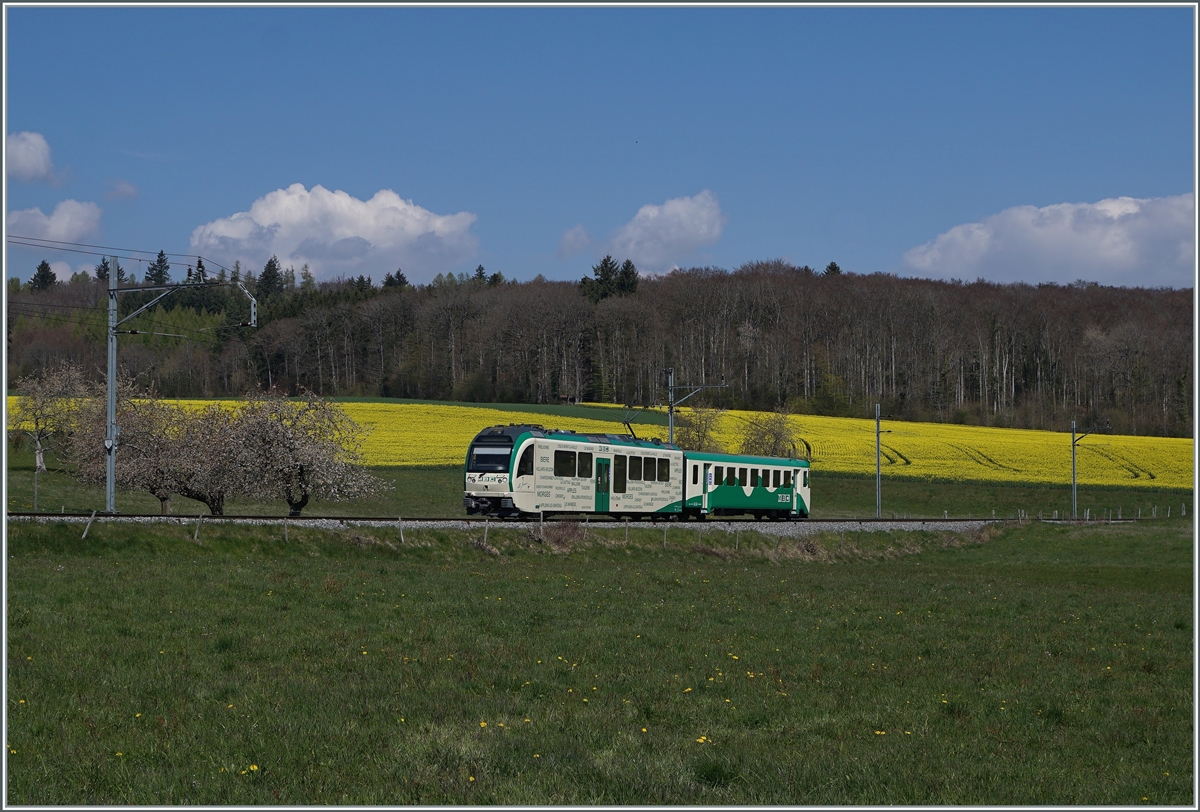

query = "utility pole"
[1070, 420, 1107, 520]
[665, 367, 726, 445]
[875, 404, 891, 519]
[105, 256, 118, 513]
[1071, 420, 1088, 520]
[876, 404, 881, 519]
[103, 264, 257, 513]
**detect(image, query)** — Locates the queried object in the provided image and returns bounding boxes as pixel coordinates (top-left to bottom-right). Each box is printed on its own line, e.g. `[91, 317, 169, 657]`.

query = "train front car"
[463, 425, 528, 517]
[464, 424, 687, 519]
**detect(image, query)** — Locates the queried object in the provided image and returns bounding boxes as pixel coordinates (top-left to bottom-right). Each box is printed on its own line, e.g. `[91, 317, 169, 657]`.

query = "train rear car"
[682, 451, 810, 519]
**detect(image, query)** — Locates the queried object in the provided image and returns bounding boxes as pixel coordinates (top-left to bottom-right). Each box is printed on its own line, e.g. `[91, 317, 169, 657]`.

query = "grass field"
[7, 443, 1193, 523]
[6, 517, 1192, 804]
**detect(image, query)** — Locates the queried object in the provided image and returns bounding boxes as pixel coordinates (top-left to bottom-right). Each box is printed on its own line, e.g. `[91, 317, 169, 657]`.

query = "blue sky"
[4, 5, 1195, 288]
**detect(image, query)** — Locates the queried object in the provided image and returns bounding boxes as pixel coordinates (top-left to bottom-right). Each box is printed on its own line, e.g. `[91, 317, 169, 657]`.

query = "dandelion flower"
[683, 687, 692, 693]
[469, 776, 475, 782]
[641, 728, 647, 732]
[250, 764, 258, 771]
[480, 721, 487, 727]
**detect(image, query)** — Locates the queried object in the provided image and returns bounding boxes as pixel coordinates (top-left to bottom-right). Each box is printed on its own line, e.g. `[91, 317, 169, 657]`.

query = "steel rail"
[6, 511, 1015, 524]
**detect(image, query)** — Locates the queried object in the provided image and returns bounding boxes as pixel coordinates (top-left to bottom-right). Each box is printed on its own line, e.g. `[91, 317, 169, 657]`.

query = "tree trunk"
[286, 493, 310, 517]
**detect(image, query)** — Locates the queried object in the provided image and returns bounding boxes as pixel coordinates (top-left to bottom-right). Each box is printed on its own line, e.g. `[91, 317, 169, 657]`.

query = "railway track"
[7, 510, 1009, 525]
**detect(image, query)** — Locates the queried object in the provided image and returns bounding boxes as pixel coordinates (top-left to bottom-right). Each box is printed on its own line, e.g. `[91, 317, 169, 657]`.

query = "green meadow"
[6, 442, 1192, 521]
[5, 516, 1192, 805]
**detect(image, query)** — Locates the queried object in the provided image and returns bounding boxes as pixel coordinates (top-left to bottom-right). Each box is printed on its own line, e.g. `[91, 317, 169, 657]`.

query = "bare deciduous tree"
[8, 360, 85, 472]
[737, 410, 796, 458]
[66, 379, 185, 514]
[673, 407, 726, 452]
[235, 392, 388, 516]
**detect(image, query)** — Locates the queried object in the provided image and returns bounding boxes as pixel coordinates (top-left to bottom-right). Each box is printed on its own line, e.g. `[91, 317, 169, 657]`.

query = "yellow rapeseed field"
[8, 397, 1192, 489]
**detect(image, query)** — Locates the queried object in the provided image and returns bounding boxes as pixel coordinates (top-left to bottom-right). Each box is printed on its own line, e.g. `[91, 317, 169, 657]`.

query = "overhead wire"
[6, 235, 238, 274]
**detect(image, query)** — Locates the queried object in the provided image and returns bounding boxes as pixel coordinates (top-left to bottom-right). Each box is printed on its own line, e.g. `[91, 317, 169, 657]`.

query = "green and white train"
[463, 424, 810, 520]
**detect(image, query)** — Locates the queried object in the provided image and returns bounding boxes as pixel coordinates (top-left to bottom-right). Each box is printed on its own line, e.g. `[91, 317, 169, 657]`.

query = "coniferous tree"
[231, 261, 241, 283]
[258, 255, 283, 299]
[93, 257, 125, 284]
[615, 259, 639, 296]
[145, 251, 171, 285]
[194, 257, 208, 283]
[473, 264, 487, 283]
[823, 261, 842, 276]
[383, 269, 408, 289]
[300, 263, 316, 292]
[580, 254, 620, 303]
[30, 260, 57, 291]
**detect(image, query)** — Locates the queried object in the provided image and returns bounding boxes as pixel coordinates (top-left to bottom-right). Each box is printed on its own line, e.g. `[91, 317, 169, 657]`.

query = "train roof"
[470, 424, 682, 452]
[683, 450, 810, 468]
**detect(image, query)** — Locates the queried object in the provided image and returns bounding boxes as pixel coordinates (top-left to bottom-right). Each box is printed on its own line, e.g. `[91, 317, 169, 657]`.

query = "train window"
[658, 458, 670, 482]
[783, 471, 792, 488]
[752, 468, 760, 487]
[804, 470, 809, 488]
[715, 466, 724, 484]
[773, 469, 780, 488]
[629, 456, 642, 481]
[738, 467, 747, 487]
[692, 464, 698, 485]
[468, 445, 512, 473]
[577, 452, 593, 478]
[727, 467, 736, 486]
[554, 450, 576, 478]
[614, 455, 627, 493]
[517, 446, 534, 477]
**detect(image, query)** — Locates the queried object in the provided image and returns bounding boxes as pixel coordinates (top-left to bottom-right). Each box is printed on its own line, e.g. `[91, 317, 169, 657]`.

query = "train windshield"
[467, 445, 512, 473]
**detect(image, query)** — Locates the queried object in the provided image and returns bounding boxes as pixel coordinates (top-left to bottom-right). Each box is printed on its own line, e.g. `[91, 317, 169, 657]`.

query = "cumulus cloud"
[608, 190, 726, 272]
[107, 179, 138, 200]
[190, 183, 478, 282]
[6, 131, 55, 182]
[903, 194, 1195, 289]
[557, 224, 592, 259]
[7, 199, 102, 242]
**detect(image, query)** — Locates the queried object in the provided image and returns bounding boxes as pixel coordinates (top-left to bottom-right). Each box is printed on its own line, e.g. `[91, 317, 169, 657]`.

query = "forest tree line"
[7, 255, 1193, 437]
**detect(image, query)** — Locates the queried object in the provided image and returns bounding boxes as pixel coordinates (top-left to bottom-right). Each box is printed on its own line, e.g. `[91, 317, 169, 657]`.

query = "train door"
[702, 463, 712, 513]
[595, 459, 610, 513]
[514, 444, 535, 494]
[792, 468, 801, 515]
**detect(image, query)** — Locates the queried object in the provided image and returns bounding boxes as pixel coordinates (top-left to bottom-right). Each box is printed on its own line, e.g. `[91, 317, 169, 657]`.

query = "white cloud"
[49, 261, 73, 280]
[557, 224, 592, 259]
[107, 180, 138, 200]
[903, 194, 1195, 288]
[6, 199, 102, 242]
[190, 183, 478, 282]
[608, 190, 726, 272]
[6, 131, 55, 182]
